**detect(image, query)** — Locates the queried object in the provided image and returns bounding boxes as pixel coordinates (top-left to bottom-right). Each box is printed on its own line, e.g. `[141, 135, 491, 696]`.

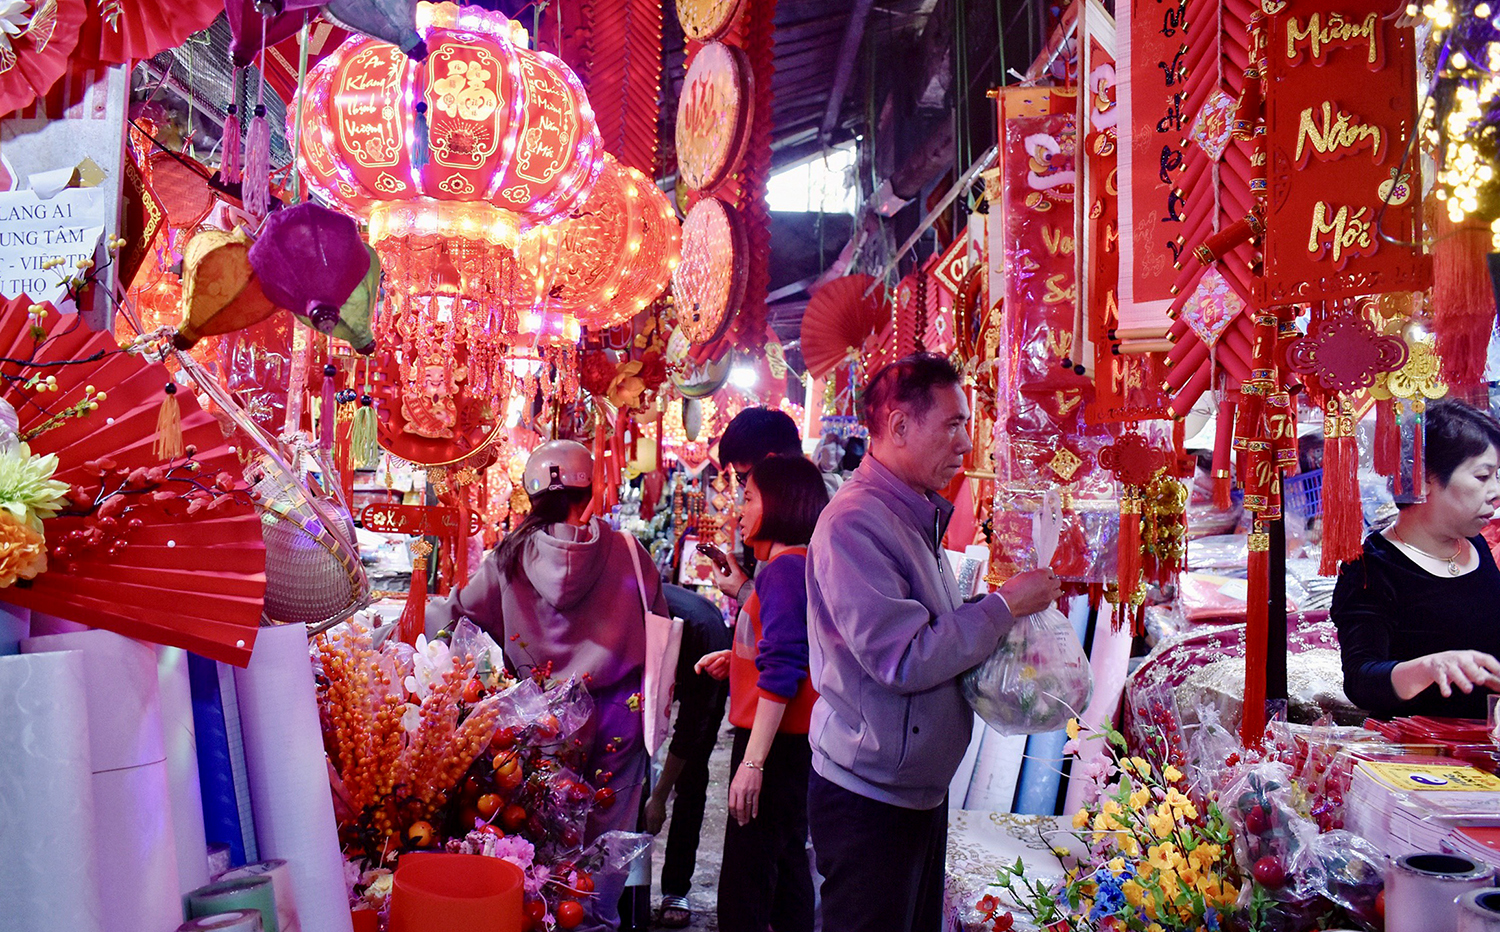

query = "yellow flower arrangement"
[987, 718, 1241, 932]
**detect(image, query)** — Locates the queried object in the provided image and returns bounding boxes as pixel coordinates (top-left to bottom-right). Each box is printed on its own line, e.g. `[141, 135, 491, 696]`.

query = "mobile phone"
[696, 542, 731, 574]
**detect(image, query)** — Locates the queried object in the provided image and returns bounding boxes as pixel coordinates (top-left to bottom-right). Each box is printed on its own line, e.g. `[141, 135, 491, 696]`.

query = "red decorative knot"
[1098, 433, 1166, 487]
[1285, 315, 1409, 394]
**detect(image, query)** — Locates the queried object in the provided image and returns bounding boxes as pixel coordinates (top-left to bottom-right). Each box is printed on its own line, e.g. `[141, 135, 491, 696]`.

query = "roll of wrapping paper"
[0, 650, 105, 932]
[179, 910, 265, 931]
[21, 629, 181, 932]
[220, 860, 302, 932]
[189, 652, 249, 866]
[158, 645, 211, 894]
[233, 624, 353, 932]
[187, 876, 278, 932]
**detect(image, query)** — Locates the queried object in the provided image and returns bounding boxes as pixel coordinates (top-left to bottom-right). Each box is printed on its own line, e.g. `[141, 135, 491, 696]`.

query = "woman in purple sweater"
[427, 440, 668, 932]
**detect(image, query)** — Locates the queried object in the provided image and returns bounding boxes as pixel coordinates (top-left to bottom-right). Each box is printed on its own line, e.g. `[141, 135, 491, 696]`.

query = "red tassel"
[1242, 525, 1270, 748]
[1374, 398, 1399, 488]
[398, 547, 430, 646]
[222, 99, 242, 184]
[1319, 399, 1362, 575]
[1432, 213, 1497, 390]
[1412, 407, 1425, 495]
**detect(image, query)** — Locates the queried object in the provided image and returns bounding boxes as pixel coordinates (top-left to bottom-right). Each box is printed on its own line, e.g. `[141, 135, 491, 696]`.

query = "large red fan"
[81, 0, 222, 65]
[0, 0, 87, 118]
[0, 297, 266, 665]
[799, 274, 891, 380]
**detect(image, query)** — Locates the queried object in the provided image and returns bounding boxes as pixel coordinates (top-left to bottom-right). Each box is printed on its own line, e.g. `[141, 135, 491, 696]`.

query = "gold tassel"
[351, 396, 379, 469]
[154, 383, 184, 461]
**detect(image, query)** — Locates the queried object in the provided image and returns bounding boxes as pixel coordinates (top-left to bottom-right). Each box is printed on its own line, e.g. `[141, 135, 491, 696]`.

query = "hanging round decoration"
[674, 41, 753, 192]
[370, 348, 505, 467]
[0, 0, 87, 119]
[666, 326, 730, 398]
[676, 0, 745, 40]
[673, 196, 747, 347]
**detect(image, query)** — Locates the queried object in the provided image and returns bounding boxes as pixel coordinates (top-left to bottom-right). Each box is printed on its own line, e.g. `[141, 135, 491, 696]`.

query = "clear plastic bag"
[961, 606, 1094, 735]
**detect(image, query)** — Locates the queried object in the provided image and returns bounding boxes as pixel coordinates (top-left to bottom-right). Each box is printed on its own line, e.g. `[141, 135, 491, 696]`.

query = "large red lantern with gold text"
[299, 1, 603, 233]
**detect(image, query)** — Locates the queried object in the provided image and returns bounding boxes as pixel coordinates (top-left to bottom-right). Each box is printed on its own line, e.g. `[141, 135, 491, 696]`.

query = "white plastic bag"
[961, 492, 1093, 735]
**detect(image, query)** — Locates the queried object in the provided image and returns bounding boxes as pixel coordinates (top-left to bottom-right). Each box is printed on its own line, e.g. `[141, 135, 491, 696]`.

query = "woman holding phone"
[696, 454, 828, 932]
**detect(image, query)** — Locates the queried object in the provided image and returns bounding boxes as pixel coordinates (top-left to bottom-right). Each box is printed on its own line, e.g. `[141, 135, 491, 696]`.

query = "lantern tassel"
[1115, 489, 1142, 634]
[243, 104, 271, 217]
[412, 101, 430, 172]
[154, 383, 184, 461]
[1433, 214, 1496, 390]
[1374, 397, 1400, 490]
[1241, 525, 1270, 748]
[352, 396, 379, 469]
[320, 362, 337, 451]
[397, 549, 429, 647]
[222, 101, 242, 184]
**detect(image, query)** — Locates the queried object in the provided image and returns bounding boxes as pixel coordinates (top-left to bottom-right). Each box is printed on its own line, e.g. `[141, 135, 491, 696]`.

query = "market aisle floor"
[648, 719, 731, 930]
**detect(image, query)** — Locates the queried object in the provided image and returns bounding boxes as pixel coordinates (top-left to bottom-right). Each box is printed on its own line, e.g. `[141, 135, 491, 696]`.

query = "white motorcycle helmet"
[522, 440, 594, 496]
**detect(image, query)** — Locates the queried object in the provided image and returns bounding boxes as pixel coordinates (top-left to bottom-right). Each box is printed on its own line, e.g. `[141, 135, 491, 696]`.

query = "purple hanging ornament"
[247, 202, 374, 351]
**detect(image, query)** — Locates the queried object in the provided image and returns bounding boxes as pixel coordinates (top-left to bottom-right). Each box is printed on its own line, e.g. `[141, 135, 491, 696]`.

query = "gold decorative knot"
[1048, 448, 1084, 483]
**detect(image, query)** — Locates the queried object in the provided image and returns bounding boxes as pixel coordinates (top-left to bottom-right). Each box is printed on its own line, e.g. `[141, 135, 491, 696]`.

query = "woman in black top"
[1333, 398, 1500, 718]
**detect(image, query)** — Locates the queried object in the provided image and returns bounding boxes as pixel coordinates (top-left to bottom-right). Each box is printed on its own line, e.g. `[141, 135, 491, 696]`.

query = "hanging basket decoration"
[674, 41, 753, 193]
[673, 196, 747, 348]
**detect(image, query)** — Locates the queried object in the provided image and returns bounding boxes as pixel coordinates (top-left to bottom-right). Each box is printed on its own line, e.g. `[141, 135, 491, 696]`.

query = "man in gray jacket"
[805, 353, 1062, 932]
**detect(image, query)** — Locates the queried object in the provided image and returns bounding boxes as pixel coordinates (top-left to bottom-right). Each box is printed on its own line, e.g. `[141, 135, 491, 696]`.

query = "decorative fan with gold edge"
[799, 274, 890, 380]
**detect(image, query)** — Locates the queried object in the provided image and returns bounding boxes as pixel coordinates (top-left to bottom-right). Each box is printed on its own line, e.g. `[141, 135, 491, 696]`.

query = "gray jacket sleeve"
[425, 549, 505, 643]
[813, 507, 1015, 695]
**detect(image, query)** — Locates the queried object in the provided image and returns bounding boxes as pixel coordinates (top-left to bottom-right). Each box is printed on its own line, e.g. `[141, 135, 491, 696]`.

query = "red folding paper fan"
[0, 0, 87, 118]
[799, 274, 891, 380]
[0, 298, 266, 666]
[82, 0, 222, 65]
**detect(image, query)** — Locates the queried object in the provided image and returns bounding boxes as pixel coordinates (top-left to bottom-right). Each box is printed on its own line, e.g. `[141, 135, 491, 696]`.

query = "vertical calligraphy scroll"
[1117, 0, 1196, 338]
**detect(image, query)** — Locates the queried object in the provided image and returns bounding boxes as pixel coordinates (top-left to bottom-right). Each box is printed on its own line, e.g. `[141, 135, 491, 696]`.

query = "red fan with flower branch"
[80, 0, 222, 65]
[0, 297, 266, 665]
[799, 275, 890, 381]
[0, 0, 86, 118]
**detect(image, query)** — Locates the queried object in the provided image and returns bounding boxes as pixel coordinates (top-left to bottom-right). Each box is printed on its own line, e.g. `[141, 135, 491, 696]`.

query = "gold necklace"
[1392, 526, 1465, 576]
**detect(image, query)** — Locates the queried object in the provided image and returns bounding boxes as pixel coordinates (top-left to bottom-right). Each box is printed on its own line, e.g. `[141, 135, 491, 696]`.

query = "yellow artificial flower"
[1147, 843, 1179, 872]
[1107, 857, 1126, 875]
[1067, 717, 1081, 739]
[1127, 756, 1151, 776]
[1122, 879, 1146, 909]
[1119, 835, 1141, 857]
[1147, 924, 1166, 932]
[1162, 764, 1183, 783]
[1165, 788, 1199, 821]
[1187, 843, 1222, 874]
[1158, 870, 1181, 901]
[1103, 799, 1123, 818]
[1148, 803, 1175, 839]
[1130, 787, 1151, 810]
[1073, 808, 1090, 829]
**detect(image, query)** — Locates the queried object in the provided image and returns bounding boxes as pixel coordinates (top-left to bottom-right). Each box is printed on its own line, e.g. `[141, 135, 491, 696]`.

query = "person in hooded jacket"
[427, 439, 668, 932]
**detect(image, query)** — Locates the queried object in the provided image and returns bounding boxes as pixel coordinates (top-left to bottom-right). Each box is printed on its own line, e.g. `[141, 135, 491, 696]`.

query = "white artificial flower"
[0, 0, 29, 56]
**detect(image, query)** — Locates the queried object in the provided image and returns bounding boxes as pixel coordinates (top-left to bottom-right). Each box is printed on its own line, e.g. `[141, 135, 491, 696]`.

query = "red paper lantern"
[298, 0, 603, 233]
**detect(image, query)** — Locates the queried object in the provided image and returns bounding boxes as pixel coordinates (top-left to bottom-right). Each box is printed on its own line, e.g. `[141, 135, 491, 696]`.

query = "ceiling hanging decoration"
[296, 0, 609, 466]
[674, 40, 753, 192]
[675, 0, 745, 41]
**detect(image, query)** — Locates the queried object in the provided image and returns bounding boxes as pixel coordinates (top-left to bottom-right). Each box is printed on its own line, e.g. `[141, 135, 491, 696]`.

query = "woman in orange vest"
[697, 454, 828, 932]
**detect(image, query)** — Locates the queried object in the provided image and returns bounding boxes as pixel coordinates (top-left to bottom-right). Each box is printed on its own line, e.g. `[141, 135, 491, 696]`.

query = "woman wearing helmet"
[427, 439, 668, 931]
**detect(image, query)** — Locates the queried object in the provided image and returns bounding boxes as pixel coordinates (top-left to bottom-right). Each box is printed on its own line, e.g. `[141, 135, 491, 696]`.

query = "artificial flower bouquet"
[318, 619, 635, 930]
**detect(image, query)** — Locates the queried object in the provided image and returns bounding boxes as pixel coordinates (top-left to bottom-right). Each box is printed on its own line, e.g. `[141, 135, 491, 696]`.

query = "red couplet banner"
[1116, 0, 1196, 336]
[1259, 0, 1430, 303]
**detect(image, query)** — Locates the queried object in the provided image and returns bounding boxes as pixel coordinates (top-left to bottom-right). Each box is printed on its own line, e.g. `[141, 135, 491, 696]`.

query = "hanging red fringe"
[1432, 213, 1496, 390]
[1213, 395, 1237, 509]
[455, 495, 472, 589]
[1374, 398, 1400, 494]
[1319, 398, 1362, 575]
[1241, 525, 1271, 748]
[397, 548, 430, 646]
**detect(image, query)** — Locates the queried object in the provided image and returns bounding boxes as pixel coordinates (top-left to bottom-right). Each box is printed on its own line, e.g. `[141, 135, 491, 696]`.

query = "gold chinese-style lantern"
[514, 154, 681, 330]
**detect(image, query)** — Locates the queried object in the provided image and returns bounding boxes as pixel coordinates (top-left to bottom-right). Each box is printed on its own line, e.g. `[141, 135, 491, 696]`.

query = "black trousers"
[717, 727, 815, 932]
[807, 770, 947, 932]
[660, 737, 715, 897]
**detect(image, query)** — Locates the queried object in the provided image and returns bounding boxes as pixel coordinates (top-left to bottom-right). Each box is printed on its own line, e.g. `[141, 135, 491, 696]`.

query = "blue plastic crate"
[1284, 469, 1323, 520]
